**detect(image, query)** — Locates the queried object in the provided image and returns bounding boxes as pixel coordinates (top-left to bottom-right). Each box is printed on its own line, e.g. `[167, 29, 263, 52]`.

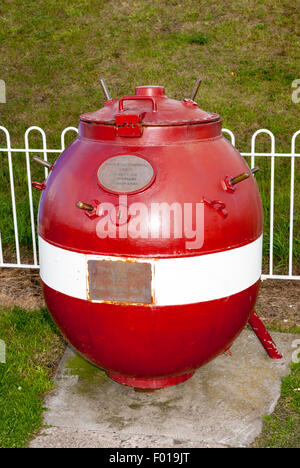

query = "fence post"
[289, 130, 300, 276]
[0, 126, 20, 264]
[251, 129, 275, 276]
[24, 127, 48, 266]
[222, 128, 236, 147]
[60, 127, 78, 151]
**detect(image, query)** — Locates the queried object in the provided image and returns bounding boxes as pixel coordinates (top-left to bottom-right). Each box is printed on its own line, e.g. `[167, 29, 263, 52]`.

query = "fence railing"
[0, 125, 299, 281]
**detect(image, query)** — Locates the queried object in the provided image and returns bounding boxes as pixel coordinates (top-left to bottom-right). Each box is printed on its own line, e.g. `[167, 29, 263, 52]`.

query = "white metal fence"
[0, 125, 299, 280]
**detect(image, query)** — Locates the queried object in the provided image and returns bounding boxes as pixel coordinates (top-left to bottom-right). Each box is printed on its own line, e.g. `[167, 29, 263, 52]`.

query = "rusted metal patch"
[87, 259, 153, 304]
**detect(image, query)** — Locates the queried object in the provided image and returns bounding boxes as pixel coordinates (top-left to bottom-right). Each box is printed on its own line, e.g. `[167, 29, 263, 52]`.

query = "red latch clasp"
[115, 113, 142, 137]
[115, 95, 157, 137]
[32, 180, 46, 191]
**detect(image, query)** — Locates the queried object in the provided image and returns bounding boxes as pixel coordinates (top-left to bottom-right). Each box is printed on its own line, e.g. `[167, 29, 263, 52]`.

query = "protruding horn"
[99, 78, 112, 101]
[230, 166, 259, 185]
[76, 201, 94, 212]
[189, 78, 202, 101]
[251, 166, 259, 175]
[32, 155, 51, 168]
[230, 172, 250, 185]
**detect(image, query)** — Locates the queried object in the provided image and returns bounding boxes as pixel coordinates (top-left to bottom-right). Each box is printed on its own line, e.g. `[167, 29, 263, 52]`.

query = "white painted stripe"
[39, 237, 87, 301]
[39, 235, 262, 305]
[153, 236, 262, 305]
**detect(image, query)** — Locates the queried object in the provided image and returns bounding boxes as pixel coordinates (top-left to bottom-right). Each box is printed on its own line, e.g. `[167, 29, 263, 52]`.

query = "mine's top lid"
[80, 85, 220, 126]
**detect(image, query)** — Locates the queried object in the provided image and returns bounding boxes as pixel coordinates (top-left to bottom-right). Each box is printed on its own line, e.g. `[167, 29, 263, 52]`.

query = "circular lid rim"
[79, 116, 221, 126]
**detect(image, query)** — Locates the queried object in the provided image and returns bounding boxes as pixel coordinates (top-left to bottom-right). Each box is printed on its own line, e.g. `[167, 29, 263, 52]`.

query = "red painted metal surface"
[36, 83, 279, 389]
[41, 280, 260, 383]
[107, 372, 195, 389]
[38, 133, 262, 256]
[248, 310, 283, 359]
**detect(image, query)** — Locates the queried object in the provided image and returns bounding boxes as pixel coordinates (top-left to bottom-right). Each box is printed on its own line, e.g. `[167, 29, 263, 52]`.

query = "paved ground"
[30, 329, 297, 448]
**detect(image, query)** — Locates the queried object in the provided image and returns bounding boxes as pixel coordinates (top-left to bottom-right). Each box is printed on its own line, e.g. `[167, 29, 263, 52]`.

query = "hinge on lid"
[115, 113, 143, 137]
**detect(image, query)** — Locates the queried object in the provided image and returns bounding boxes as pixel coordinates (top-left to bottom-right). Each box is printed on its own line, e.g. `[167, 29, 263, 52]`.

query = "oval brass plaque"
[97, 155, 154, 194]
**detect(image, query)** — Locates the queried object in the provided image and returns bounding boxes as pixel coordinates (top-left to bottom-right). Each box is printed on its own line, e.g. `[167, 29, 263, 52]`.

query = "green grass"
[267, 324, 300, 335]
[0, 0, 299, 271]
[252, 362, 300, 448]
[251, 322, 300, 448]
[0, 306, 65, 448]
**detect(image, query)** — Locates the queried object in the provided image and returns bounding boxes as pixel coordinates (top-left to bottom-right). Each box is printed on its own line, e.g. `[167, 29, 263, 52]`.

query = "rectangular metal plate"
[88, 259, 152, 304]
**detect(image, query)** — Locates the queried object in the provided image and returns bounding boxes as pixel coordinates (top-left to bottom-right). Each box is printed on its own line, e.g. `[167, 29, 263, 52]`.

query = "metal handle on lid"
[119, 96, 157, 113]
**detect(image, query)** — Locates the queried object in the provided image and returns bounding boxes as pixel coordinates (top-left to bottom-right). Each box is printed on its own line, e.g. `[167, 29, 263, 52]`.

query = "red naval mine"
[33, 79, 282, 389]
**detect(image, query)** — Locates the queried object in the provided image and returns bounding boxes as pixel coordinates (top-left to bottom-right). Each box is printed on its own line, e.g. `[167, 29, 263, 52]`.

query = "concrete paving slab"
[30, 329, 297, 448]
